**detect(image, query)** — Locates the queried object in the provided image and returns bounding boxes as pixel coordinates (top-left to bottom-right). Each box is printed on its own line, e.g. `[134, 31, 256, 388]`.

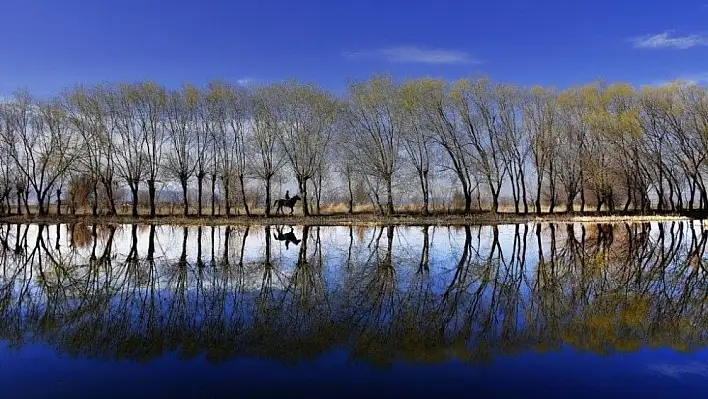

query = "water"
[0, 222, 707, 398]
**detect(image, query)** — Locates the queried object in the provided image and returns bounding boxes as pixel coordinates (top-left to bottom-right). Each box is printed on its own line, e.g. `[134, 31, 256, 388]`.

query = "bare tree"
[523, 85, 557, 214]
[0, 92, 79, 215]
[223, 83, 251, 216]
[131, 82, 167, 217]
[65, 85, 119, 215]
[194, 87, 215, 217]
[415, 79, 477, 213]
[495, 83, 529, 214]
[451, 78, 508, 213]
[401, 79, 438, 215]
[250, 85, 287, 216]
[554, 87, 588, 212]
[346, 75, 403, 215]
[111, 84, 147, 217]
[271, 81, 338, 216]
[164, 85, 198, 216]
[207, 81, 249, 216]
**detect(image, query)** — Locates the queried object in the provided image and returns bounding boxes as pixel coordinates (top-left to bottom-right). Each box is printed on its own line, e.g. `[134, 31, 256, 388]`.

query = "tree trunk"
[130, 181, 139, 218]
[510, 168, 519, 214]
[347, 177, 354, 214]
[104, 177, 117, 216]
[667, 178, 676, 212]
[147, 179, 157, 217]
[580, 189, 585, 212]
[265, 176, 272, 217]
[92, 183, 99, 216]
[535, 172, 543, 215]
[211, 173, 217, 216]
[180, 175, 189, 217]
[197, 172, 205, 217]
[520, 168, 528, 214]
[623, 178, 632, 212]
[224, 178, 231, 217]
[657, 171, 665, 211]
[37, 192, 47, 216]
[56, 189, 61, 216]
[689, 179, 696, 211]
[239, 174, 249, 216]
[386, 177, 394, 215]
[420, 170, 430, 215]
[23, 189, 30, 215]
[491, 188, 499, 214]
[299, 177, 310, 216]
[674, 176, 684, 210]
[16, 190, 21, 216]
[315, 174, 323, 215]
[461, 177, 471, 213]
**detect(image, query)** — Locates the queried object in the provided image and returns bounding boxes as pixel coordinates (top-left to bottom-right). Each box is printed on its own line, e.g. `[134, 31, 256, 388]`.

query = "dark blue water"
[2, 344, 707, 398]
[0, 222, 707, 398]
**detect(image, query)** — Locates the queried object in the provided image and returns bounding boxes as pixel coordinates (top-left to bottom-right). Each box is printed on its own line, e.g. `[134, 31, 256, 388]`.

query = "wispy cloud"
[630, 31, 708, 49]
[647, 72, 708, 87]
[679, 72, 708, 85]
[344, 45, 481, 65]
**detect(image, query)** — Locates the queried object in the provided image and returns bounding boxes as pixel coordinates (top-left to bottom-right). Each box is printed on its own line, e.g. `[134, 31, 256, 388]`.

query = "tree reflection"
[0, 222, 708, 365]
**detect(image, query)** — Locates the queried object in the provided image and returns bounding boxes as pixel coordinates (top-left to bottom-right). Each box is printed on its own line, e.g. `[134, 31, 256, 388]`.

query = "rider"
[285, 190, 290, 200]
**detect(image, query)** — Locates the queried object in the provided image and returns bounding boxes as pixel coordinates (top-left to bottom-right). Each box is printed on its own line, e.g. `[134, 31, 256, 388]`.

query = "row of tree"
[0, 76, 706, 217]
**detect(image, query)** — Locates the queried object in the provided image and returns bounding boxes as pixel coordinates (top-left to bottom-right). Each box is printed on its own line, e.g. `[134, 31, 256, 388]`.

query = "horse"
[274, 195, 301, 215]
[273, 226, 301, 249]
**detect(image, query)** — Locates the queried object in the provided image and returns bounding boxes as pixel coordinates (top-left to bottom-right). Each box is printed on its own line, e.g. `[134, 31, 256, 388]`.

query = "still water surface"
[1, 222, 707, 397]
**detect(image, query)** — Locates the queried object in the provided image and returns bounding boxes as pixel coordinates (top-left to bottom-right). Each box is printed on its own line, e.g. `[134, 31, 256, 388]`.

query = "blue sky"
[1, 0, 708, 96]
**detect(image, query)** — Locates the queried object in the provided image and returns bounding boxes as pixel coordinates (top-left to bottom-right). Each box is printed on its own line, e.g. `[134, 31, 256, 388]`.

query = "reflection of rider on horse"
[274, 190, 301, 215]
[273, 225, 301, 249]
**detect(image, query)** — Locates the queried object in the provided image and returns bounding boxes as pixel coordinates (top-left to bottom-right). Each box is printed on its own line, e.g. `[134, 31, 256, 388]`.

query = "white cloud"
[236, 77, 256, 86]
[344, 45, 481, 65]
[630, 31, 708, 49]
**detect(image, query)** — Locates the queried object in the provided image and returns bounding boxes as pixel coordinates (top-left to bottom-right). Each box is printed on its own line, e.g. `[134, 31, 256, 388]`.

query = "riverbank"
[0, 211, 700, 226]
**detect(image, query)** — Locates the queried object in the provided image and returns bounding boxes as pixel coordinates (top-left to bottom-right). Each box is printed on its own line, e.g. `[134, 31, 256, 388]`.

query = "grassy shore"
[0, 210, 701, 226]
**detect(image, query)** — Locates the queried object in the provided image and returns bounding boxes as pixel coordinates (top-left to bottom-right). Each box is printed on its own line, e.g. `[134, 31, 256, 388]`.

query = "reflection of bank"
[0, 222, 707, 363]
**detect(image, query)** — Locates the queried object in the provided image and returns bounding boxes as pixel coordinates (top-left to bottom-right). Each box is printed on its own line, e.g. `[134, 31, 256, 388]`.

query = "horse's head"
[292, 194, 301, 202]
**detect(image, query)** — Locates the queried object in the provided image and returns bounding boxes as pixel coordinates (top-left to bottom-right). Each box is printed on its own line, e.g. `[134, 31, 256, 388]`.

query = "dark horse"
[273, 226, 301, 249]
[274, 195, 301, 215]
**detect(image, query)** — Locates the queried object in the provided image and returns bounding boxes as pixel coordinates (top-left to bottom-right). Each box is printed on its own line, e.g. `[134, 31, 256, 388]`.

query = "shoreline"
[0, 211, 702, 226]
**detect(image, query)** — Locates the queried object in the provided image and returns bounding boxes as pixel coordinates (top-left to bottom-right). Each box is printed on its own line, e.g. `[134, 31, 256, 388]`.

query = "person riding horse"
[274, 193, 301, 215]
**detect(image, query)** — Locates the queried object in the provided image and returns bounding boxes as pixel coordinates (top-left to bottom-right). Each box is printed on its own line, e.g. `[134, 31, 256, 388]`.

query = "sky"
[1, 0, 708, 96]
